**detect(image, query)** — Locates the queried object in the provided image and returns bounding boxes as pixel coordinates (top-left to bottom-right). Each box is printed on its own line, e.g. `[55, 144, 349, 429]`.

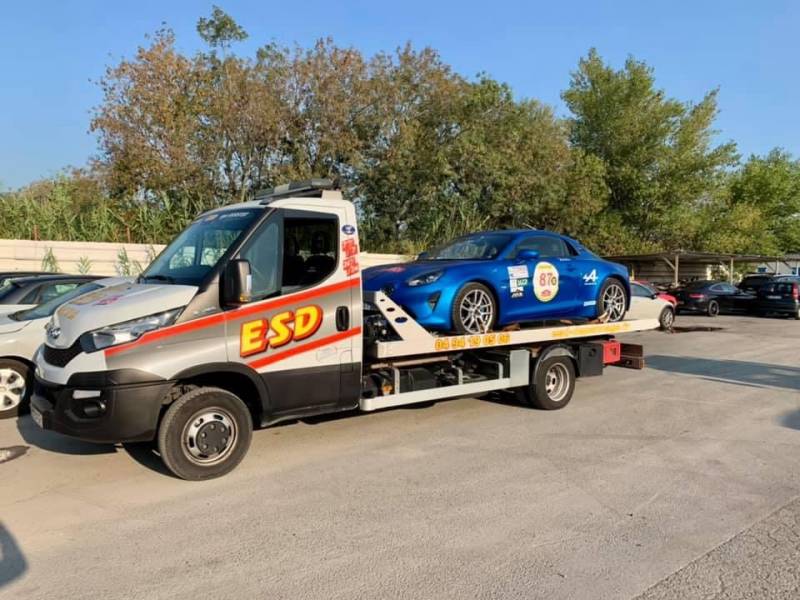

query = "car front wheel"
[452, 282, 497, 334]
[0, 359, 33, 419]
[659, 306, 675, 330]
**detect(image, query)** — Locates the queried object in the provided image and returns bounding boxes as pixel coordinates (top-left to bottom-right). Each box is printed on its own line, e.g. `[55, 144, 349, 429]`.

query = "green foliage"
[3, 17, 796, 260]
[41, 247, 60, 272]
[76, 256, 93, 274]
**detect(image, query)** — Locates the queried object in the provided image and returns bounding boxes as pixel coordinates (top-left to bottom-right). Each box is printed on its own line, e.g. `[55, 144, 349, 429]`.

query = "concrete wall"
[0, 239, 409, 276]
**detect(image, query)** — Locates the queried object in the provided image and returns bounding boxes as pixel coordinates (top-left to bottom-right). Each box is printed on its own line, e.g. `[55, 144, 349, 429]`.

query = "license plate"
[31, 405, 43, 428]
[767, 295, 781, 300]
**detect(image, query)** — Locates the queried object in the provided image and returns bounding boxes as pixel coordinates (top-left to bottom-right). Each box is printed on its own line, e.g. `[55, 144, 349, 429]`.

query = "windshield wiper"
[142, 274, 175, 283]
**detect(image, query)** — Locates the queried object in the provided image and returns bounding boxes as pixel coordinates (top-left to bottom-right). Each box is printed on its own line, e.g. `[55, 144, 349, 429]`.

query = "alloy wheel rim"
[663, 309, 674, 328]
[602, 284, 626, 321]
[0, 368, 25, 411]
[181, 407, 238, 466]
[459, 289, 494, 333]
[544, 364, 570, 402]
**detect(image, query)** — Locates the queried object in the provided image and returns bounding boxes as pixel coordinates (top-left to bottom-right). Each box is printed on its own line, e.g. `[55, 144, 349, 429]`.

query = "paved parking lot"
[1, 314, 799, 599]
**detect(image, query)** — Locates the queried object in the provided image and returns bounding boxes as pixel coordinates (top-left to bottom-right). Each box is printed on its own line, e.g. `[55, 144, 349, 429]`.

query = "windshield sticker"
[507, 265, 529, 299]
[240, 305, 323, 357]
[533, 262, 559, 302]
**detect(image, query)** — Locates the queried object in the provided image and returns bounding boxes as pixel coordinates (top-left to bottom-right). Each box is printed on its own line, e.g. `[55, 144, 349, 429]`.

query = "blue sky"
[1, 0, 798, 190]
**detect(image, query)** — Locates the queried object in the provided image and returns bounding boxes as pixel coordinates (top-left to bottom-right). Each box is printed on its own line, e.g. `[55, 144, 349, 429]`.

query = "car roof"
[6, 274, 100, 285]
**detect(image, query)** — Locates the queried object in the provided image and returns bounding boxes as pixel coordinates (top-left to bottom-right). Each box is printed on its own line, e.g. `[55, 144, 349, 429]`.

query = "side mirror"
[517, 249, 540, 261]
[223, 259, 252, 306]
[417, 251, 429, 261]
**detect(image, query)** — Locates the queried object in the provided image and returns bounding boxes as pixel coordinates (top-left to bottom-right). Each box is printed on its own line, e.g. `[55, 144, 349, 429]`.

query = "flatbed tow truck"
[31, 180, 657, 480]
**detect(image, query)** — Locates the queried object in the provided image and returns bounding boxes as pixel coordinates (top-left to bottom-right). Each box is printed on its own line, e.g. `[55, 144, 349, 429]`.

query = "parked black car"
[754, 279, 800, 319]
[674, 280, 755, 317]
[0, 274, 100, 306]
[738, 274, 775, 294]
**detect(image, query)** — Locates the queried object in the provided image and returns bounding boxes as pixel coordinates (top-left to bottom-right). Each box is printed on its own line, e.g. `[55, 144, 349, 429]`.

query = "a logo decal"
[46, 322, 61, 339]
[342, 224, 356, 235]
[582, 269, 598, 285]
[533, 262, 559, 302]
[240, 305, 323, 357]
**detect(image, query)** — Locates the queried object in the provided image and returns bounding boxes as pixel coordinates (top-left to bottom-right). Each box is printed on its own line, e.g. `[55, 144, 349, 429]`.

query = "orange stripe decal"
[105, 277, 361, 358]
[247, 327, 362, 370]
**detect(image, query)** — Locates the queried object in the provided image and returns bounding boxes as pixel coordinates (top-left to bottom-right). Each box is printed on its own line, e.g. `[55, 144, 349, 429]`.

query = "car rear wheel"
[598, 279, 628, 322]
[0, 359, 32, 420]
[707, 300, 720, 317]
[452, 282, 497, 334]
[659, 306, 675, 331]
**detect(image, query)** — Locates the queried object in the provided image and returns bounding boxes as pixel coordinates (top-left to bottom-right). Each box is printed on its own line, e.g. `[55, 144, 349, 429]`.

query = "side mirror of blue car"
[517, 249, 540, 261]
[417, 251, 429, 260]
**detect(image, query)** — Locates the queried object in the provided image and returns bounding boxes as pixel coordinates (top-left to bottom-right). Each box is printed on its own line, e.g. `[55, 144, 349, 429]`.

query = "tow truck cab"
[32, 181, 364, 473]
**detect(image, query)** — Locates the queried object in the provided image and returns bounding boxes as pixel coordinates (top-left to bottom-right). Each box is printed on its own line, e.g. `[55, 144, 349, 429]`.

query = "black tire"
[659, 306, 675, 331]
[451, 282, 497, 334]
[518, 355, 576, 410]
[597, 278, 628, 322]
[793, 307, 800, 320]
[157, 386, 253, 481]
[0, 359, 33, 420]
[707, 300, 720, 317]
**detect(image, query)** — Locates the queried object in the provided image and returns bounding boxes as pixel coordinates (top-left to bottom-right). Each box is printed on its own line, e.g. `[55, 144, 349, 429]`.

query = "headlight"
[80, 308, 182, 352]
[407, 270, 444, 287]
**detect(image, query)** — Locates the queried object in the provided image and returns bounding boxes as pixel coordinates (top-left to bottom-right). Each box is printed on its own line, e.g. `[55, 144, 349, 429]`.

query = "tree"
[562, 49, 738, 252]
[196, 6, 247, 49]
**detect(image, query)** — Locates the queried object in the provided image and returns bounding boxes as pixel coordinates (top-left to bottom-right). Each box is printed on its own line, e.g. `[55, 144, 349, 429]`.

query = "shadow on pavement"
[780, 410, 800, 431]
[121, 442, 178, 479]
[0, 523, 27, 589]
[15, 415, 116, 455]
[648, 355, 800, 392]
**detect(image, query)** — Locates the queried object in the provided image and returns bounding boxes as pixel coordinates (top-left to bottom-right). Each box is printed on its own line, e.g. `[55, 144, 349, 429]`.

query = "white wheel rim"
[181, 408, 238, 466]
[663, 309, 674, 328]
[602, 283, 626, 321]
[0, 368, 26, 411]
[459, 289, 494, 333]
[544, 363, 570, 402]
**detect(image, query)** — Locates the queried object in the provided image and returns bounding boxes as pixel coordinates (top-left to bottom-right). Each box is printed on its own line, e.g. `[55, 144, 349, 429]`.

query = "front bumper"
[31, 370, 172, 443]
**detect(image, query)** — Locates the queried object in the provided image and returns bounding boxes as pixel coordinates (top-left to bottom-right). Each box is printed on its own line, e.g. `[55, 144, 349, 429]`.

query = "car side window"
[511, 236, 569, 259]
[631, 283, 651, 298]
[239, 219, 282, 302]
[709, 284, 725, 293]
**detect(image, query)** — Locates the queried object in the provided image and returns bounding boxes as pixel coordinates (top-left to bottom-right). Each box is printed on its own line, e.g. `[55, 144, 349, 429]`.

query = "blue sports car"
[363, 230, 630, 334]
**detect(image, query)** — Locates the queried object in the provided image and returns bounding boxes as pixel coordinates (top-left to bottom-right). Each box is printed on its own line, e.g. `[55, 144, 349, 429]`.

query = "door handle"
[335, 306, 350, 331]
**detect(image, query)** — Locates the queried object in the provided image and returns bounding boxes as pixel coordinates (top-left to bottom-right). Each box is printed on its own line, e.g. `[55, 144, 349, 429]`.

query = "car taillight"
[688, 293, 705, 299]
[793, 283, 799, 300]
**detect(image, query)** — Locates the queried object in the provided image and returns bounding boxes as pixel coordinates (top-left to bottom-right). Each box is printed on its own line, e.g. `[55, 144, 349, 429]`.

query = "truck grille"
[43, 341, 83, 368]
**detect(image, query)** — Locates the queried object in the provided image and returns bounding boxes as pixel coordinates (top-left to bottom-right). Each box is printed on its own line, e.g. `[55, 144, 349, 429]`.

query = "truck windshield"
[141, 208, 263, 286]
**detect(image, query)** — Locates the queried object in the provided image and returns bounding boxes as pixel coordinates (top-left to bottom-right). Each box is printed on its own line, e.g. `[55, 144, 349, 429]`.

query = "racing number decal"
[533, 262, 559, 302]
[240, 305, 323, 357]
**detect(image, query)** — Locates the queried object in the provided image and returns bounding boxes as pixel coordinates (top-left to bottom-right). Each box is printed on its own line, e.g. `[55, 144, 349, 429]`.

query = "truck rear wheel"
[518, 355, 575, 410]
[157, 386, 253, 481]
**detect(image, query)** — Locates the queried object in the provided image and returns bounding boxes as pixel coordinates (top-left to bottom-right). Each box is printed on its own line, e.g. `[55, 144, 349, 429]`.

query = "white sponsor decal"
[583, 269, 598, 285]
[507, 265, 529, 298]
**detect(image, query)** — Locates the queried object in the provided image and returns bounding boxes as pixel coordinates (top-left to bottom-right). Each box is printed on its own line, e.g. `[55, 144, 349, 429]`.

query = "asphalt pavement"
[1, 314, 799, 599]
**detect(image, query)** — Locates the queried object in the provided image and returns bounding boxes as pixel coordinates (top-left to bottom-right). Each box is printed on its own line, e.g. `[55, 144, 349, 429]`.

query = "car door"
[627, 282, 655, 320]
[502, 235, 579, 321]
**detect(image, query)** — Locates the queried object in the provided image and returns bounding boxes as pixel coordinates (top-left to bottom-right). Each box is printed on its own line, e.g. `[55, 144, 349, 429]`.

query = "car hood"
[363, 260, 488, 290]
[0, 313, 33, 334]
[48, 282, 198, 348]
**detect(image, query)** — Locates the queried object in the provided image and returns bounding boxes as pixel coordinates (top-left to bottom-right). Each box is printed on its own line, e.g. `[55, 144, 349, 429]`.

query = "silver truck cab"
[32, 180, 364, 479]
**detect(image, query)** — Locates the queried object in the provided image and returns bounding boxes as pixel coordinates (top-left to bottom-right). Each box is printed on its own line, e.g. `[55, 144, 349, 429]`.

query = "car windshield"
[9, 281, 104, 321]
[141, 208, 263, 286]
[426, 233, 513, 261]
[0, 280, 21, 302]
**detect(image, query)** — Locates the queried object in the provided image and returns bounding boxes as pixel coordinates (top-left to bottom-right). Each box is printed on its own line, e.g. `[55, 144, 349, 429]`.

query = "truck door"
[225, 207, 360, 417]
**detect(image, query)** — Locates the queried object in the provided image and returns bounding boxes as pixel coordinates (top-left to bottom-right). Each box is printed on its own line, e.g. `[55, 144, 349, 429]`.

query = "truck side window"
[239, 220, 281, 301]
[283, 217, 338, 289]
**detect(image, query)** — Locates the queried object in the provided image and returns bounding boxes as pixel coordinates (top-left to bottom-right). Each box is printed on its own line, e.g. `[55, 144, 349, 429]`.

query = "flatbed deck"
[365, 291, 659, 359]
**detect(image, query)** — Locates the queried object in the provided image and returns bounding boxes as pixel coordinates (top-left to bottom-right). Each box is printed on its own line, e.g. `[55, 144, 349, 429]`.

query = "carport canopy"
[603, 251, 785, 286]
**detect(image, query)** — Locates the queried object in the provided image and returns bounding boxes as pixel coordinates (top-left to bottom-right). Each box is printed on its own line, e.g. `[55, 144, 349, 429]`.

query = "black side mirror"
[223, 259, 252, 306]
[417, 251, 429, 261]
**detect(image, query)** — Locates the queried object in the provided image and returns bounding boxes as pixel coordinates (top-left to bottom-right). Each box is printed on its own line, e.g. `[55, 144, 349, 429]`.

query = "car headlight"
[80, 308, 182, 352]
[407, 270, 444, 287]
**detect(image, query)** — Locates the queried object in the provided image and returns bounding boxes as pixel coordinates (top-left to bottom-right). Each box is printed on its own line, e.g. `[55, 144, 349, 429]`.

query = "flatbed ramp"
[365, 291, 660, 359]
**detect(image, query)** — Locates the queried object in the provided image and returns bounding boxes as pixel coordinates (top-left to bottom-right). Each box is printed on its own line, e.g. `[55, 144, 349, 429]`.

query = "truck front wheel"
[157, 386, 253, 481]
[518, 355, 576, 410]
